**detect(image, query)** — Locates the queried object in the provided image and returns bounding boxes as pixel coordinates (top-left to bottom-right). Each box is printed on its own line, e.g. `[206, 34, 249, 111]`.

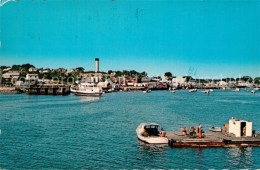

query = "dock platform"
[26, 84, 70, 95]
[166, 131, 260, 147]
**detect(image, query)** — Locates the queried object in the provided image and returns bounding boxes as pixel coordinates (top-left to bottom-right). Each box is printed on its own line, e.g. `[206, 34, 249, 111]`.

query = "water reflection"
[136, 140, 168, 168]
[137, 140, 168, 153]
[79, 96, 101, 102]
[226, 147, 253, 167]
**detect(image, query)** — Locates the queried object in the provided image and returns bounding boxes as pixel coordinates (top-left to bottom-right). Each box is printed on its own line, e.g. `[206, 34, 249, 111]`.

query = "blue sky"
[0, 0, 259, 78]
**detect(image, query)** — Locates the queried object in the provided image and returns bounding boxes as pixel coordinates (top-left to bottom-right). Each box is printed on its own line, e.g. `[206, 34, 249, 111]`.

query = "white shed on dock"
[228, 118, 253, 137]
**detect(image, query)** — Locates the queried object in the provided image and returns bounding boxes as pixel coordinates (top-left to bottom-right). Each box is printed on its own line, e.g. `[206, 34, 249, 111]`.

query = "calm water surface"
[0, 90, 260, 169]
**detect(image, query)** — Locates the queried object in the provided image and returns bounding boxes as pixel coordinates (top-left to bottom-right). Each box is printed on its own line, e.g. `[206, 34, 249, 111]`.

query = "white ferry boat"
[74, 82, 103, 96]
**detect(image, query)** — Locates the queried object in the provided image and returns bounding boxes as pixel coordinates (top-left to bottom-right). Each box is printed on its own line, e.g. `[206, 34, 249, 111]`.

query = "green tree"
[12, 65, 21, 71]
[108, 70, 113, 74]
[21, 63, 35, 71]
[0, 66, 9, 70]
[115, 71, 122, 77]
[254, 77, 260, 84]
[241, 76, 253, 83]
[183, 76, 193, 82]
[164, 72, 172, 77]
[76, 67, 85, 73]
[141, 71, 147, 77]
[130, 70, 137, 77]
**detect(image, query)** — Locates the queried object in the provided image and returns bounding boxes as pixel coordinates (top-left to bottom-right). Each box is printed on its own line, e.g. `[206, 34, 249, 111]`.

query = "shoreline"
[0, 87, 258, 95]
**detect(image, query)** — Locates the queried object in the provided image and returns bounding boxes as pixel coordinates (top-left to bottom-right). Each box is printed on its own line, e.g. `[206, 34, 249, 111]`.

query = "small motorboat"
[251, 90, 256, 94]
[136, 123, 168, 144]
[254, 88, 259, 91]
[209, 126, 222, 132]
[143, 89, 151, 93]
[170, 90, 176, 93]
[189, 89, 197, 93]
[209, 89, 214, 92]
[201, 90, 210, 94]
[233, 88, 240, 92]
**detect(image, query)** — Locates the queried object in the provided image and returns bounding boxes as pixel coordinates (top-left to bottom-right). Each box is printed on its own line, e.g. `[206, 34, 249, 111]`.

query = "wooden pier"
[26, 84, 70, 95]
[166, 131, 260, 147]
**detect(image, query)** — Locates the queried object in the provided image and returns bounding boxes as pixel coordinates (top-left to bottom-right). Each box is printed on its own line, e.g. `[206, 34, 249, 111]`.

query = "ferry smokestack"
[95, 58, 99, 73]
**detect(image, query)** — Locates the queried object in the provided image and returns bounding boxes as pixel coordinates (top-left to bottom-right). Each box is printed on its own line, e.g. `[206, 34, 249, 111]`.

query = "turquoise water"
[0, 90, 259, 169]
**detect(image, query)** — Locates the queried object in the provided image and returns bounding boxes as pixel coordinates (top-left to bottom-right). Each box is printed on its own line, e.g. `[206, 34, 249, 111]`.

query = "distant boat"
[170, 90, 176, 93]
[251, 90, 256, 94]
[143, 89, 151, 93]
[209, 126, 222, 132]
[209, 89, 214, 92]
[201, 90, 210, 94]
[233, 88, 240, 92]
[254, 88, 259, 91]
[189, 89, 197, 93]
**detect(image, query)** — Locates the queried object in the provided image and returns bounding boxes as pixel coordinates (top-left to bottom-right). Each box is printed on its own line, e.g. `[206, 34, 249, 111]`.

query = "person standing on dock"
[160, 128, 166, 137]
[198, 123, 203, 138]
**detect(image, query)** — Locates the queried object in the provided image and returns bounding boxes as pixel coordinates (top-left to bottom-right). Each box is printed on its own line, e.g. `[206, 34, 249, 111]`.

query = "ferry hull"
[74, 92, 102, 97]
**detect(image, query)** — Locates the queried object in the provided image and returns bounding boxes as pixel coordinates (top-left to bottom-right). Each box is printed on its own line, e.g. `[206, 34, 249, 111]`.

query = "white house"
[97, 80, 112, 88]
[2, 72, 20, 79]
[43, 69, 51, 73]
[172, 77, 187, 87]
[15, 81, 25, 86]
[26, 74, 39, 81]
[3, 67, 11, 72]
[160, 76, 169, 83]
[228, 118, 253, 137]
[29, 67, 38, 72]
[218, 81, 228, 86]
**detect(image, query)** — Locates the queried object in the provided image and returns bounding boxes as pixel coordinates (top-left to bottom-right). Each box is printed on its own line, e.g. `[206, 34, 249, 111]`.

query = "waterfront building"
[26, 74, 39, 81]
[15, 81, 25, 86]
[228, 118, 253, 137]
[38, 68, 44, 73]
[65, 69, 76, 76]
[218, 81, 228, 87]
[57, 68, 67, 73]
[236, 80, 250, 88]
[42, 68, 51, 74]
[160, 76, 169, 83]
[2, 71, 20, 79]
[80, 72, 104, 83]
[172, 77, 187, 87]
[3, 67, 11, 72]
[126, 77, 140, 85]
[97, 79, 112, 88]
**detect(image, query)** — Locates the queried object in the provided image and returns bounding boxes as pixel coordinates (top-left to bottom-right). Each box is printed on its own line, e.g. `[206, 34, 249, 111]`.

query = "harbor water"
[0, 90, 260, 169]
